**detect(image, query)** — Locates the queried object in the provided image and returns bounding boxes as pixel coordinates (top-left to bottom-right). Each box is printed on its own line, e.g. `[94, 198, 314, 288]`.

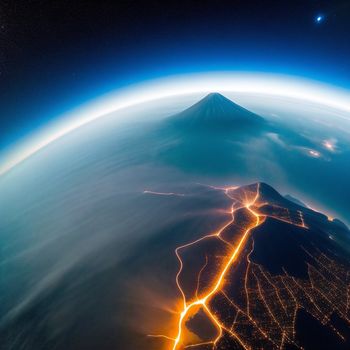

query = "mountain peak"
[190, 92, 248, 110]
[168, 92, 265, 130]
[198, 92, 233, 102]
[201, 92, 228, 99]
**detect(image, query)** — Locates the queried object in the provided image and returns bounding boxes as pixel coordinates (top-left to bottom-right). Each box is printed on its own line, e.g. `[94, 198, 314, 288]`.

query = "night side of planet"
[1, 75, 350, 349]
[1, 2, 350, 349]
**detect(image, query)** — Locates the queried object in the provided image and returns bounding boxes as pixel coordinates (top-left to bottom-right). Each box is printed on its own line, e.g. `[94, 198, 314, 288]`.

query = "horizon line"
[1, 71, 350, 176]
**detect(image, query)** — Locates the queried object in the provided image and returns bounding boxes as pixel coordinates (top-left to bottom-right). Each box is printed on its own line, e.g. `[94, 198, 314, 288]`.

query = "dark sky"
[1, 0, 350, 149]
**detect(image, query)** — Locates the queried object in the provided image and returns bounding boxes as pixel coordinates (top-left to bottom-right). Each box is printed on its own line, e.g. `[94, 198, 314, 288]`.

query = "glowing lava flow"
[169, 183, 264, 350]
[147, 183, 350, 350]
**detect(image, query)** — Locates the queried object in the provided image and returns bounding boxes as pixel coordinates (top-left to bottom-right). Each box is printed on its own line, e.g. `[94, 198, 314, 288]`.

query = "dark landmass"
[1, 181, 350, 350]
[284, 194, 308, 208]
[152, 182, 350, 349]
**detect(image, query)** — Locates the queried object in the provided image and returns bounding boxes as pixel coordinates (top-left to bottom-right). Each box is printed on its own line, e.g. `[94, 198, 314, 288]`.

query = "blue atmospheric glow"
[1, 72, 350, 176]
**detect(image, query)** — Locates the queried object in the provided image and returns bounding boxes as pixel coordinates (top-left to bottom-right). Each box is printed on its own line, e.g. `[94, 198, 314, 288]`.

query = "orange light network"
[147, 183, 350, 350]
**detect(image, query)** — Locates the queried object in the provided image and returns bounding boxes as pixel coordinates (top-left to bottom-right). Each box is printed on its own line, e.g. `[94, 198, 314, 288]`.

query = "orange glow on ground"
[149, 184, 265, 349]
[147, 183, 350, 350]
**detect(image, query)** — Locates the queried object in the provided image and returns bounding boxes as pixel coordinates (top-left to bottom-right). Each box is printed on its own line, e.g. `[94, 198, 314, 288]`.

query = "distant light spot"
[324, 141, 333, 150]
[322, 139, 336, 152]
[308, 149, 321, 158]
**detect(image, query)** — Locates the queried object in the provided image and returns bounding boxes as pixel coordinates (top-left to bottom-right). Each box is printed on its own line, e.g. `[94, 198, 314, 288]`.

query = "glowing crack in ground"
[147, 183, 350, 349]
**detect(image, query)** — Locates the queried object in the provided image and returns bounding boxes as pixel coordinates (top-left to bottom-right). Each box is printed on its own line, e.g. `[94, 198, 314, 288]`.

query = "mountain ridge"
[167, 92, 265, 130]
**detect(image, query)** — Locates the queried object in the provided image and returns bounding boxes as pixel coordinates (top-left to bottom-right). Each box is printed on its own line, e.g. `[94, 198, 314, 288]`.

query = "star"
[315, 14, 324, 23]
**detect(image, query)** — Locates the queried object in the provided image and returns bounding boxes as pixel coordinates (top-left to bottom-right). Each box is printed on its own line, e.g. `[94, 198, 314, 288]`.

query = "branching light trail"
[149, 183, 265, 349]
[148, 183, 350, 350]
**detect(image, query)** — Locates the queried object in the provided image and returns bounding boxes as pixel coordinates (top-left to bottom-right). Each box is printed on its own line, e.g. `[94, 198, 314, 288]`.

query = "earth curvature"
[1, 92, 350, 350]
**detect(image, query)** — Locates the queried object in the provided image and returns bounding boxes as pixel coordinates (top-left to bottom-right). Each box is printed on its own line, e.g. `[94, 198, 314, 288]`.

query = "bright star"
[316, 15, 324, 23]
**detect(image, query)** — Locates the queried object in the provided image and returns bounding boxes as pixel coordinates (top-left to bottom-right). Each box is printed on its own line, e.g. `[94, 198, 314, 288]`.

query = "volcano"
[153, 93, 267, 173]
[167, 92, 265, 131]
